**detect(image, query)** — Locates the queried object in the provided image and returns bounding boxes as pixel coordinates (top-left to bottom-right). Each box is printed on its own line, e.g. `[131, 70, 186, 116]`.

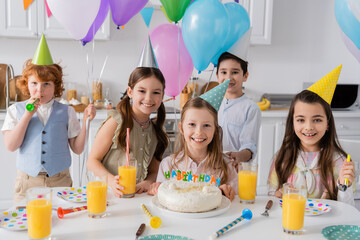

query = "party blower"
[26, 98, 39, 111]
[339, 154, 352, 191]
[142, 204, 162, 229]
[209, 209, 252, 239]
[57, 203, 109, 219]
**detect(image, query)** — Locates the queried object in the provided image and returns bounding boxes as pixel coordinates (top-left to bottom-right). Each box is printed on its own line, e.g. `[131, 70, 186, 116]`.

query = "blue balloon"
[211, 2, 250, 66]
[182, 0, 229, 72]
[335, 0, 360, 49]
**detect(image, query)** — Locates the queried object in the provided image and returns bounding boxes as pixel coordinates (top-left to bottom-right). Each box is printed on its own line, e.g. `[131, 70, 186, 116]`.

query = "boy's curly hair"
[17, 59, 65, 98]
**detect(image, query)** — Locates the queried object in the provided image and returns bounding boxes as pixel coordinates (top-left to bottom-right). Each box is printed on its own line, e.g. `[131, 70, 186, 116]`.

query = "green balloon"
[160, 0, 193, 22]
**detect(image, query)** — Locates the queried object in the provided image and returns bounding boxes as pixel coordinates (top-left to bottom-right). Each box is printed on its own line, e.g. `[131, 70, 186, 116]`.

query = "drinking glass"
[118, 158, 137, 198]
[282, 183, 307, 235]
[238, 162, 258, 203]
[26, 187, 52, 240]
[87, 171, 108, 218]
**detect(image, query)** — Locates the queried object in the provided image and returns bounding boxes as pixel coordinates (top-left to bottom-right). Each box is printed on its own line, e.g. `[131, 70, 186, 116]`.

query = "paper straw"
[209, 209, 252, 239]
[126, 128, 130, 167]
[344, 154, 351, 186]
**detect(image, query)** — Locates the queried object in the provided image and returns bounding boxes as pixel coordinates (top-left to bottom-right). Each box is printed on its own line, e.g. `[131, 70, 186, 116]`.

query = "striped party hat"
[200, 79, 230, 111]
[307, 65, 342, 104]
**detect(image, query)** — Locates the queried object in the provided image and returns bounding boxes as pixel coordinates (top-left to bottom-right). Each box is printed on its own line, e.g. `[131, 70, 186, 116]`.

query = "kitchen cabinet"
[256, 110, 360, 196]
[149, 0, 273, 45]
[0, 0, 110, 40]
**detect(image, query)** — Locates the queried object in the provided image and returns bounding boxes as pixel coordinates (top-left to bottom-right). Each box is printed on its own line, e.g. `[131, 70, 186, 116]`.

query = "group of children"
[2, 35, 356, 206]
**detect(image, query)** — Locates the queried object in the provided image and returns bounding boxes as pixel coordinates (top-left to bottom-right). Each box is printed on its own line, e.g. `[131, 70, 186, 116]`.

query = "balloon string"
[177, 22, 181, 101]
[204, 66, 216, 93]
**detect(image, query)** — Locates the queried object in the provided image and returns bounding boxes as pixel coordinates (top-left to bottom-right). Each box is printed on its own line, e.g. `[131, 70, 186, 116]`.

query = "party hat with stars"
[200, 79, 230, 111]
[32, 34, 54, 65]
[307, 65, 342, 104]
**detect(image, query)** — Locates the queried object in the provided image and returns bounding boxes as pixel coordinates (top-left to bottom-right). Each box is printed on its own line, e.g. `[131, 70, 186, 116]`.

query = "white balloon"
[349, 0, 360, 23]
[47, 0, 101, 40]
[228, 27, 252, 61]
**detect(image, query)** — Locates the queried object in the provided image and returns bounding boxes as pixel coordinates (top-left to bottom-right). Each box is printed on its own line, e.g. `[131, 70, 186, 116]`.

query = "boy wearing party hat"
[1, 34, 96, 203]
[216, 46, 261, 168]
[148, 80, 239, 201]
[267, 65, 355, 206]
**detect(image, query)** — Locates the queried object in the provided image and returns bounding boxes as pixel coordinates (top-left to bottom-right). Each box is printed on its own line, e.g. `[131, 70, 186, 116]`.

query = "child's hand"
[148, 182, 161, 196]
[109, 175, 124, 198]
[338, 160, 355, 186]
[226, 150, 252, 170]
[219, 184, 235, 201]
[136, 180, 152, 194]
[83, 103, 96, 122]
[275, 188, 283, 198]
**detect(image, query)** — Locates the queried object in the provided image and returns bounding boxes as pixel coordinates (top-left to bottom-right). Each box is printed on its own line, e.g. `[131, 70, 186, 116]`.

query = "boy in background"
[216, 52, 261, 169]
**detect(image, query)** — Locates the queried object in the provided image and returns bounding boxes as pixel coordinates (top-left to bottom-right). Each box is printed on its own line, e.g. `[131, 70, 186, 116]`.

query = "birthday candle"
[210, 209, 252, 239]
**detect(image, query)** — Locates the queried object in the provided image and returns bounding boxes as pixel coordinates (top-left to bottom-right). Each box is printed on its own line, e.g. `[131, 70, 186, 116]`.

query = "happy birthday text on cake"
[164, 170, 221, 187]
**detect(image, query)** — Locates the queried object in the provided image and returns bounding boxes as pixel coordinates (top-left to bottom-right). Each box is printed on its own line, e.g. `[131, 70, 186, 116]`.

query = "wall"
[0, 0, 359, 108]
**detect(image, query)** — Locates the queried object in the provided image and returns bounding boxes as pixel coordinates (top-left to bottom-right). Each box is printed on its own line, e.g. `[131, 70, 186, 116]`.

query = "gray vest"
[16, 101, 71, 177]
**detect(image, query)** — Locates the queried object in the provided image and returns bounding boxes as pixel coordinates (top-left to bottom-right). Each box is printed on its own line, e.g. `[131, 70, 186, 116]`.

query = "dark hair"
[17, 59, 65, 98]
[116, 67, 168, 161]
[173, 97, 229, 185]
[216, 52, 248, 76]
[274, 90, 347, 200]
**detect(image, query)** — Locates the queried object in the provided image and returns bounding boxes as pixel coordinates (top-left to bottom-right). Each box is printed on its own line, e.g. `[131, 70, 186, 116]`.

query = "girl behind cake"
[149, 82, 238, 201]
[87, 67, 168, 198]
[268, 65, 355, 205]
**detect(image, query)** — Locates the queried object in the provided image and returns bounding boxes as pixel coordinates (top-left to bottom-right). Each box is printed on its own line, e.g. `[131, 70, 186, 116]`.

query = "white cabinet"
[256, 110, 360, 196]
[0, 0, 110, 40]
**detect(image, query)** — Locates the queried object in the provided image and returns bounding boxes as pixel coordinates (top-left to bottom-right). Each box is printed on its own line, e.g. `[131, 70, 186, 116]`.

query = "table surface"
[1, 189, 360, 240]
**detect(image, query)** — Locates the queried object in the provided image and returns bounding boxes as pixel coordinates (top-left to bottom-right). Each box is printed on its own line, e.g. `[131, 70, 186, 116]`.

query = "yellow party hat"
[307, 65, 342, 104]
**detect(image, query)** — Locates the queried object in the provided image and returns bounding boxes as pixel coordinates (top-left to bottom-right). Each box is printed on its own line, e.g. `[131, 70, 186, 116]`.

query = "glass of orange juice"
[87, 172, 108, 218]
[238, 162, 258, 204]
[26, 187, 52, 240]
[118, 158, 137, 198]
[282, 183, 307, 235]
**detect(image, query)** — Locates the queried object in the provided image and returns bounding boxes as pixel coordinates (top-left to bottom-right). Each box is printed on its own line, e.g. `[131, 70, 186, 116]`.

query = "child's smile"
[293, 101, 328, 152]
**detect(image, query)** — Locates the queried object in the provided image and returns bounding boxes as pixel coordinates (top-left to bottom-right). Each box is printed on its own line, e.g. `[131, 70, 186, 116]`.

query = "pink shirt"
[157, 151, 238, 193]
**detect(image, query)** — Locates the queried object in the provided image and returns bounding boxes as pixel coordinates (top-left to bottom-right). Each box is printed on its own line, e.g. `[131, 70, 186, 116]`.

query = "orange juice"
[87, 181, 107, 214]
[282, 193, 306, 230]
[238, 170, 257, 200]
[118, 166, 136, 195]
[26, 199, 52, 239]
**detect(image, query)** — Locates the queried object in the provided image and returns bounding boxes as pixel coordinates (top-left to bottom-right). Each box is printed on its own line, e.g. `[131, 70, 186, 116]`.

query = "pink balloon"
[341, 30, 360, 63]
[150, 24, 194, 97]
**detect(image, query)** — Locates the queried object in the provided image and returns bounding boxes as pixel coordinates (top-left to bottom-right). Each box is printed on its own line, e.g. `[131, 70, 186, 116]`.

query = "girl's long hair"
[173, 97, 228, 185]
[274, 90, 346, 200]
[116, 67, 168, 161]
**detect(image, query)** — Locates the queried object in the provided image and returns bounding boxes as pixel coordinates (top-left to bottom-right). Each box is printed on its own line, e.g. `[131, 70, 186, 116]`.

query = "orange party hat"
[307, 65, 342, 104]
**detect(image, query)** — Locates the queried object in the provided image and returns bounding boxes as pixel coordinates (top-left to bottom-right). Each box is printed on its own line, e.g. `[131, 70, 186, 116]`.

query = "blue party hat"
[200, 79, 230, 111]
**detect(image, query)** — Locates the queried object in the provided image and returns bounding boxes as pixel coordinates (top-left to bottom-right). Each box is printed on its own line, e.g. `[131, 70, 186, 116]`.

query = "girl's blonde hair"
[274, 90, 347, 200]
[173, 97, 228, 185]
[17, 59, 65, 98]
[116, 67, 168, 161]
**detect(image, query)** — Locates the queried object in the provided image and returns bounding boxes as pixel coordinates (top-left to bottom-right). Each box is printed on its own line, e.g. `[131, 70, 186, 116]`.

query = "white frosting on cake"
[157, 180, 222, 213]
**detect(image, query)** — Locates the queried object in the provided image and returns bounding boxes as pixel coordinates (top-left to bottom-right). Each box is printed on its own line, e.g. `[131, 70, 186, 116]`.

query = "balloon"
[160, 0, 192, 22]
[109, 0, 148, 28]
[150, 24, 194, 97]
[211, 2, 250, 66]
[47, 0, 100, 40]
[82, 0, 110, 46]
[182, 0, 229, 72]
[335, 0, 360, 49]
[228, 27, 252, 61]
[340, 30, 360, 63]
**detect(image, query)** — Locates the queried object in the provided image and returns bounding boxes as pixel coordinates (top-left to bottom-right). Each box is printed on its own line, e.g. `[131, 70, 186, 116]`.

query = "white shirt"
[218, 94, 261, 159]
[1, 99, 81, 138]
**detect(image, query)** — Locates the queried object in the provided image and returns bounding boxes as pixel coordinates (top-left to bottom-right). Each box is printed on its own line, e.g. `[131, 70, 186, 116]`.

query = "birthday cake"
[157, 180, 222, 213]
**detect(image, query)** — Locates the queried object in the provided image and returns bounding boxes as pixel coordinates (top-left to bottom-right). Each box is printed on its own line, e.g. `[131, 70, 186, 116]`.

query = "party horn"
[26, 98, 39, 111]
[344, 154, 351, 186]
[57, 203, 109, 218]
[210, 209, 252, 239]
[142, 204, 162, 228]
